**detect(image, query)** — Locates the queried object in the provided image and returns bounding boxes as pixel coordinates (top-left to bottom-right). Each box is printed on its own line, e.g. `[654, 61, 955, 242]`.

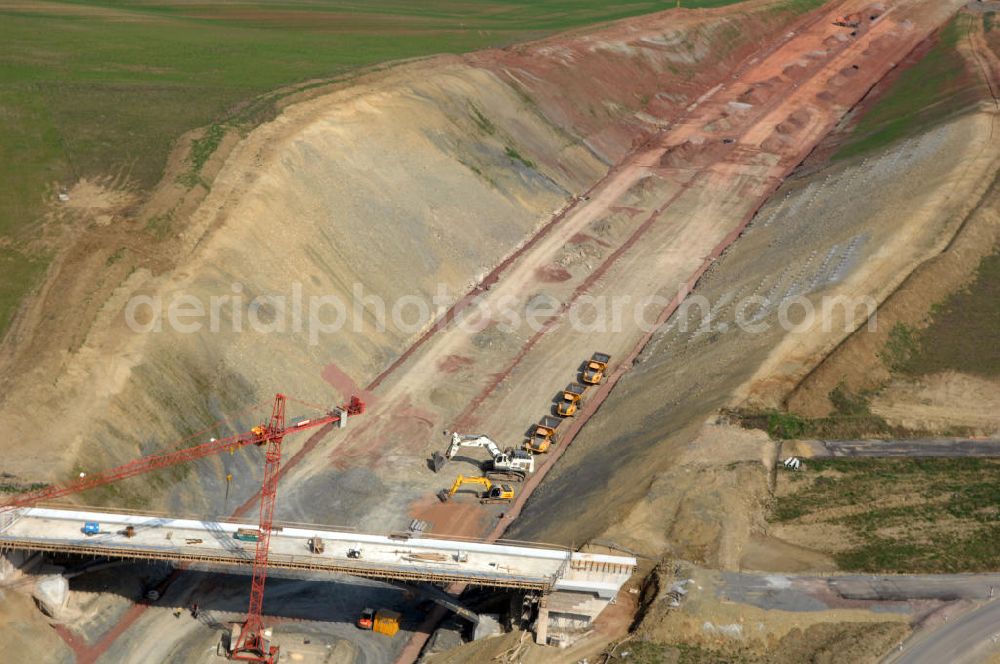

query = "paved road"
[720, 572, 1000, 609]
[720, 572, 1000, 663]
[885, 599, 1000, 664]
[800, 438, 1000, 458]
[831, 574, 1000, 601]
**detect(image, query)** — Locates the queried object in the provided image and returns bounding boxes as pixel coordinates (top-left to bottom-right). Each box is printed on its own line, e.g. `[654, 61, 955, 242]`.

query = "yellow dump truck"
[523, 416, 560, 454]
[373, 610, 401, 637]
[581, 352, 611, 385]
[556, 383, 586, 417]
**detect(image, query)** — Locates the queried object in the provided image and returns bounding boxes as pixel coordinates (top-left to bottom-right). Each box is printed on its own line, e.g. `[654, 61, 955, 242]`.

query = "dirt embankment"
[509, 111, 1000, 551]
[0, 5, 833, 660]
[786, 146, 1000, 420]
[494, 12, 1000, 660]
[0, 2, 809, 506]
[509, 4, 998, 557]
[784, 13, 1000, 420]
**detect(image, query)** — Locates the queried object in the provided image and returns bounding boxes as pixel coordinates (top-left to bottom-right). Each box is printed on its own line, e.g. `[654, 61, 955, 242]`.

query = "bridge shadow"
[55, 557, 485, 632]
[63, 562, 414, 630]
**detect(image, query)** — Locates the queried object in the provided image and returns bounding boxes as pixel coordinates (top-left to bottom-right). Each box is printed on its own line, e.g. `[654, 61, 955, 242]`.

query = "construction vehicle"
[235, 528, 261, 542]
[357, 608, 375, 630]
[438, 475, 515, 504]
[556, 383, 586, 417]
[832, 13, 861, 28]
[523, 416, 560, 454]
[581, 352, 611, 385]
[373, 610, 401, 636]
[1, 392, 365, 664]
[782, 457, 803, 471]
[432, 432, 535, 480]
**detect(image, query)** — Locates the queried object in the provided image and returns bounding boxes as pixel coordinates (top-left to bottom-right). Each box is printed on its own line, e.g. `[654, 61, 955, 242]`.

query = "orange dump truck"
[373, 610, 401, 637]
[556, 383, 586, 417]
[581, 352, 611, 385]
[524, 415, 561, 454]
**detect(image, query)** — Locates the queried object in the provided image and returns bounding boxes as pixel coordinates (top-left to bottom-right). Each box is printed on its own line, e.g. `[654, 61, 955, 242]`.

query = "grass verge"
[886, 246, 1000, 377]
[771, 457, 1000, 573]
[834, 14, 985, 161]
[728, 384, 967, 439]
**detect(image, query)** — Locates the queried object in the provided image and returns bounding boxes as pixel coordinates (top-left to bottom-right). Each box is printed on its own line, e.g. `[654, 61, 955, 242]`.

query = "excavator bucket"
[431, 452, 448, 473]
[437, 489, 451, 502]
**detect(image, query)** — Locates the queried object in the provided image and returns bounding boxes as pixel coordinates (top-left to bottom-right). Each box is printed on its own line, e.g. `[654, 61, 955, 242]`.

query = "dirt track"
[276, 0, 969, 542]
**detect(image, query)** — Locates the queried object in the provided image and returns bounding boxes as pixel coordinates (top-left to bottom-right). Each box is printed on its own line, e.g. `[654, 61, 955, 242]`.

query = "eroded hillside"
[0, 0, 817, 509]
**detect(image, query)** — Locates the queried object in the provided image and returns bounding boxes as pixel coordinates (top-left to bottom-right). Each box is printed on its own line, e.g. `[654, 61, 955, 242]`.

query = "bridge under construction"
[0, 506, 635, 595]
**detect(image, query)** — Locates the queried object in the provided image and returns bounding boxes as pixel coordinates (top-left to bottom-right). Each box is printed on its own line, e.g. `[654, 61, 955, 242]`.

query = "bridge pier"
[534, 595, 549, 645]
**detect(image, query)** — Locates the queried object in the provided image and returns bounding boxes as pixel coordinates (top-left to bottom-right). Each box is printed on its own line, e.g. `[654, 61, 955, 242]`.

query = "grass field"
[772, 457, 1000, 573]
[0, 0, 773, 340]
[834, 13, 985, 161]
[884, 248, 1000, 377]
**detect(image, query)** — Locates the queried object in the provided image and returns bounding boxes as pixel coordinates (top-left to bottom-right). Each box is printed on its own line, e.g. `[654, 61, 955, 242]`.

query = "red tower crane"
[0, 392, 365, 664]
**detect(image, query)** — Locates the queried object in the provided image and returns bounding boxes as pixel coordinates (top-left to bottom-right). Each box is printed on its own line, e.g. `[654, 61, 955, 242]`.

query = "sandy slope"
[3, 2, 995, 661]
[0, 1, 811, 510]
[512, 4, 996, 551]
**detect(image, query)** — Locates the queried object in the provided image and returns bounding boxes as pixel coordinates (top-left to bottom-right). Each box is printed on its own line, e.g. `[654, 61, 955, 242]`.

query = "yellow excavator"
[438, 475, 515, 504]
[556, 383, 586, 417]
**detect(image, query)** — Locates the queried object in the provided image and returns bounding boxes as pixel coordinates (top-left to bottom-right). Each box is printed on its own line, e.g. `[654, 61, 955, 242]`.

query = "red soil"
[437, 354, 474, 374]
[535, 264, 573, 282]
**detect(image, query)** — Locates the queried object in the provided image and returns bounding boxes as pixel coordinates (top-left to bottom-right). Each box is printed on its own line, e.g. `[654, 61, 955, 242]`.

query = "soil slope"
[0, 0, 811, 512]
[510, 3, 999, 552]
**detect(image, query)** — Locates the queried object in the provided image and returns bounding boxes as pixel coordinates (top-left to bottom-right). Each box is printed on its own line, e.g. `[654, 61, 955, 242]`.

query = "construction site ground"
[275, 0, 976, 544]
[6, 1, 1000, 663]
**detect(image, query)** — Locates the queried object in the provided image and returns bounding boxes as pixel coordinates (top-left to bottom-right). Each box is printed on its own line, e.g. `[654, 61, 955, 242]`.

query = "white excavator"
[431, 432, 535, 481]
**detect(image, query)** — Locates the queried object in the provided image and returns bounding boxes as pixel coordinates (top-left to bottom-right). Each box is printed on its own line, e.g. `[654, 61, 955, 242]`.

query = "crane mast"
[232, 393, 285, 662]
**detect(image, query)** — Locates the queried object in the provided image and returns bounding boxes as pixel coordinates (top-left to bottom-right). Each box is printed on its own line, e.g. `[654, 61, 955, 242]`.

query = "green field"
[773, 457, 1000, 573]
[882, 248, 1000, 377]
[834, 13, 986, 160]
[0, 0, 779, 339]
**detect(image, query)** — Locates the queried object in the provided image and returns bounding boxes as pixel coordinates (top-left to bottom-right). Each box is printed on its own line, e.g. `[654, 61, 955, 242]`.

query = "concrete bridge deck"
[0, 507, 635, 597]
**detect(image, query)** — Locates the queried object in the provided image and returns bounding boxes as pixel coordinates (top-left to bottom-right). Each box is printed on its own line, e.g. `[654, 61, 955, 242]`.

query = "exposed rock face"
[33, 574, 69, 618]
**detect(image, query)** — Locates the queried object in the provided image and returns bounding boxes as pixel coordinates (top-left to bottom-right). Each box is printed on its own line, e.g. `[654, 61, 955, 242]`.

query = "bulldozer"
[581, 352, 611, 385]
[438, 475, 515, 504]
[556, 383, 586, 417]
[523, 416, 560, 454]
[431, 432, 535, 481]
